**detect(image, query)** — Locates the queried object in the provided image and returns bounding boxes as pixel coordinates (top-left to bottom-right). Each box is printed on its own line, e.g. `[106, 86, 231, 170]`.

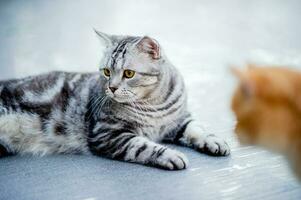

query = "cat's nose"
[109, 87, 118, 93]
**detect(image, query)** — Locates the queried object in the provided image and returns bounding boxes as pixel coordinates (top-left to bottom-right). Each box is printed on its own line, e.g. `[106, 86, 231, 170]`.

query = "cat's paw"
[155, 148, 188, 170]
[198, 134, 230, 156]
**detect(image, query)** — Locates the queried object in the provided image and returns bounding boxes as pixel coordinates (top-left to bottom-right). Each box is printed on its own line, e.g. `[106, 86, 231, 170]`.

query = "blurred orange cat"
[231, 64, 301, 180]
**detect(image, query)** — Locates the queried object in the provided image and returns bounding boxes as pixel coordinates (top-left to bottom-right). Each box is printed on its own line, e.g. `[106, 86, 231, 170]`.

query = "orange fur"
[231, 64, 301, 180]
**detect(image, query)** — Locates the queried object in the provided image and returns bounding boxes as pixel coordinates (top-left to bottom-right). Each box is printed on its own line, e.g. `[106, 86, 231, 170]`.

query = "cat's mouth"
[235, 129, 255, 145]
[105, 89, 137, 103]
[106, 93, 134, 104]
[111, 96, 129, 103]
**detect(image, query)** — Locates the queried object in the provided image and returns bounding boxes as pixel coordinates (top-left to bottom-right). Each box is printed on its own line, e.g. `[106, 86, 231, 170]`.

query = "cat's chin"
[112, 98, 128, 103]
[109, 96, 137, 104]
[236, 132, 253, 145]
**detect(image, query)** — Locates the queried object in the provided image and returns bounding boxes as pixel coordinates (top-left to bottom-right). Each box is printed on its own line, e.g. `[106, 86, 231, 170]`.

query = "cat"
[231, 64, 301, 179]
[0, 31, 230, 170]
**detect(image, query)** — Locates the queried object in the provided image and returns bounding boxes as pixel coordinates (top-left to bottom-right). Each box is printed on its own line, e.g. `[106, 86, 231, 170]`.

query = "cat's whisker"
[95, 96, 108, 117]
[88, 94, 104, 119]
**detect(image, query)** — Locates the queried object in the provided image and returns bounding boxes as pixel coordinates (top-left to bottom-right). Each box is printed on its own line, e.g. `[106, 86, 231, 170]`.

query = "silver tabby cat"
[0, 31, 230, 170]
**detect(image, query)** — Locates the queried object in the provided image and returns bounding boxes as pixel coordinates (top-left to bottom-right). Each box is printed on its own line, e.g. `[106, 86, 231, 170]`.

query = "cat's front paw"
[198, 134, 230, 156]
[154, 148, 188, 170]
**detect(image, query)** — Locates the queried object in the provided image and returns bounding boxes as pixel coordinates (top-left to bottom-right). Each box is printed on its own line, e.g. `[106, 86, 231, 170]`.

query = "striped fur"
[0, 32, 230, 170]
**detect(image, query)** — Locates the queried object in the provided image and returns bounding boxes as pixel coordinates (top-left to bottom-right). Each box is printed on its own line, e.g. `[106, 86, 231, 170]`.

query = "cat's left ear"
[94, 29, 113, 48]
[231, 66, 254, 98]
[136, 36, 161, 60]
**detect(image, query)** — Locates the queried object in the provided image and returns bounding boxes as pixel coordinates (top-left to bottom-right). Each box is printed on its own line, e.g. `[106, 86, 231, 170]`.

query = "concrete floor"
[0, 0, 301, 200]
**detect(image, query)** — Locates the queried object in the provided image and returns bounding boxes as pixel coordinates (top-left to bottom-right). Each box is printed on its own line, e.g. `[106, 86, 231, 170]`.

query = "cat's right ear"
[136, 36, 161, 60]
[231, 66, 254, 98]
[94, 29, 113, 48]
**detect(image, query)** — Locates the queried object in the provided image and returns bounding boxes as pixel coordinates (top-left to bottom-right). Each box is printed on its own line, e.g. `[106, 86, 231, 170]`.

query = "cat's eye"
[123, 70, 135, 79]
[103, 68, 111, 77]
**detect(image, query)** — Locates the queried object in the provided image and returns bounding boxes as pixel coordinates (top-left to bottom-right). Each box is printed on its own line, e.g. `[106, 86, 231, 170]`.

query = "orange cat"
[231, 64, 301, 180]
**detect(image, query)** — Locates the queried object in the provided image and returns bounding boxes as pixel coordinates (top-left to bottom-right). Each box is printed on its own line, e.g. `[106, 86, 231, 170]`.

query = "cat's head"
[95, 30, 165, 103]
[231, 64, 301, 153]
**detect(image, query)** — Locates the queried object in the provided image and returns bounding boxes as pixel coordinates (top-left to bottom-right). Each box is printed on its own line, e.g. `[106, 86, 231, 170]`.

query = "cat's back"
[0, 71, 99, 104]
[0, 71, 99, 155]
[0, 70, 99, 130]
[0, 71, 95, 92]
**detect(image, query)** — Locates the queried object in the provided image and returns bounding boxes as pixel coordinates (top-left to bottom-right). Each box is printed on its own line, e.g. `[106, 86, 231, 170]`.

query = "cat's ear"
[94, 29, 113, 48]
[136, 36, 161, 60]
[231, 66, 254, 98]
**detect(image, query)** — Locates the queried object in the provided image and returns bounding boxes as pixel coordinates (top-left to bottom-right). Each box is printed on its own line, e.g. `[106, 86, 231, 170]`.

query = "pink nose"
[109, 87, 118, 93]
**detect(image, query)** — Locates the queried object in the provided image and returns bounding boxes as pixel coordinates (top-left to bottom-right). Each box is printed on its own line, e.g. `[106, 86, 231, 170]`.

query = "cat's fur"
[0, 31, 230, 170]
[231, 64, 301, 179]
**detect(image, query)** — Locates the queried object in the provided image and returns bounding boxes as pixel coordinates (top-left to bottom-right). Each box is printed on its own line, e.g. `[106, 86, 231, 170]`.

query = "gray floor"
[0, 1, 301, 200]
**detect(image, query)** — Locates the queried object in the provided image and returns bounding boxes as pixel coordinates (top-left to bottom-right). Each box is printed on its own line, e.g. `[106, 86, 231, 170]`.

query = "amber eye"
[123, 70, 135, 79]
[103, 68, 111, 77]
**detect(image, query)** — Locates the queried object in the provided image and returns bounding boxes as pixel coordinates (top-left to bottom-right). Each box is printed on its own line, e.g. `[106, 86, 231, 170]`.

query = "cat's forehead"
[105, 37, 138, 68]
[110, 36, 140, 54]
[105, 36, 157, 72]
